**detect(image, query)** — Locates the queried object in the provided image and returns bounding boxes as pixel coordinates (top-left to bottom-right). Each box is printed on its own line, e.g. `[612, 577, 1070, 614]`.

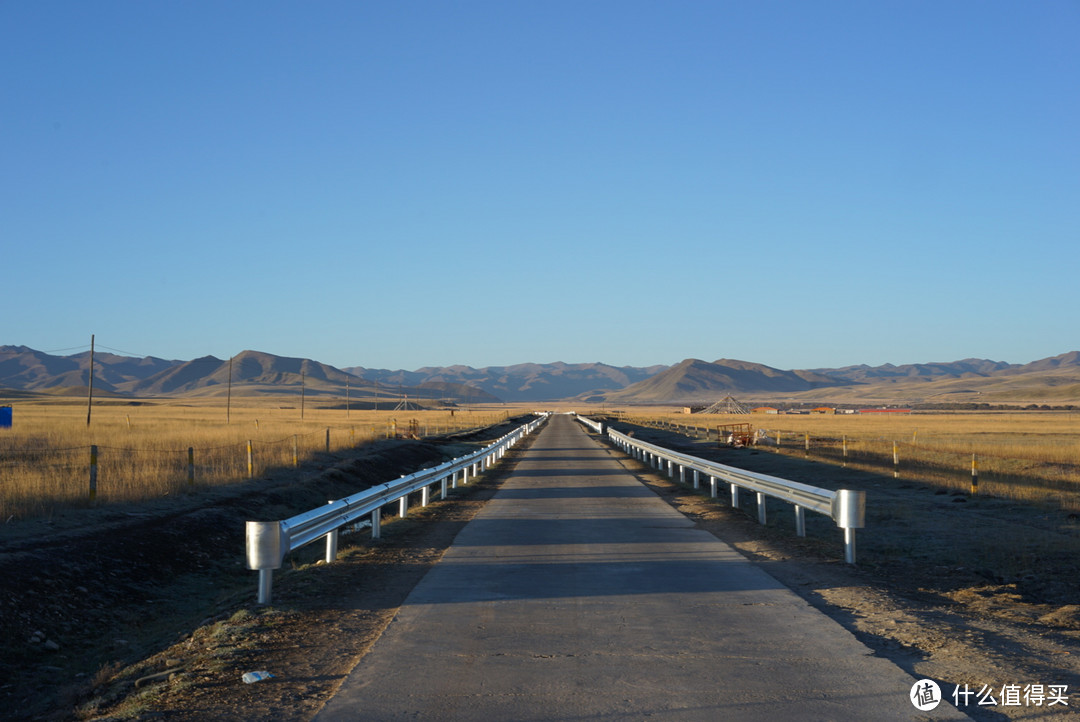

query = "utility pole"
[86, 334, 95, 427]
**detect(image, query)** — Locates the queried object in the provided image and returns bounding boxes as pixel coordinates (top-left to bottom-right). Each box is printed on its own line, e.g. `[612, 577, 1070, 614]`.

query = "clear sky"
[3, 1, 1077, 371]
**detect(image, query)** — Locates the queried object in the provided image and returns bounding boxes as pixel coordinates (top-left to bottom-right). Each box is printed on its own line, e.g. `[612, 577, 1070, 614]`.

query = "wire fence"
[619, 415, 1080, 511]
[0, 416, 503, 521]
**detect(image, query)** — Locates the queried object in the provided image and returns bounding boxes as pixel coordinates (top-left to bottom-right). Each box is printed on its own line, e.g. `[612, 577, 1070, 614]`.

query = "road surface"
[314, 414, 965, 720]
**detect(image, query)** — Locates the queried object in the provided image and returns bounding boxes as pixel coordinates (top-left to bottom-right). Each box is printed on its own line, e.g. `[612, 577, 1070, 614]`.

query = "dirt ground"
[4, 417, 1080, 720]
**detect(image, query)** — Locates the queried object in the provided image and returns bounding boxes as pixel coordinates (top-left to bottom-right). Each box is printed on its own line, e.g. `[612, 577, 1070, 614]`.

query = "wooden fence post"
[89, 445, 98, 501]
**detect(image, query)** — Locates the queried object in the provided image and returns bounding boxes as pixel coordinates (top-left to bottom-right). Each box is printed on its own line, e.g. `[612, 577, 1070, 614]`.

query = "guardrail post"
[709, 475, 717, 498]
[258, 569, 273, 605]
[399, 494, 408, 517]
[756, 492, 767, 525]
[326, 530, 338, 563]
[441, 475, 448, 499]
[844, 529, 857, 564]
[246, 521, 284, 605]
[422, 484, 430, 507]
[323, 501, 340, 562]
[731, 484, 740, 509]
[678, 464, 685, 484]
[371, 508, 381, 539]
[692, 469, 700, 490]
[795, 506, 806, 537]
[834, 490, 866, 564]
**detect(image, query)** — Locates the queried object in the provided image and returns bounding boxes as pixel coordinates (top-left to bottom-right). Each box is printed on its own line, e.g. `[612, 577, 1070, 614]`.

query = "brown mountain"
[814, 358, 1014, 383]
[599, 358, 844, 404]
[1007, 351, 1080, 374]
[0, 345, 177, 393]
[125, 350, 372, 397]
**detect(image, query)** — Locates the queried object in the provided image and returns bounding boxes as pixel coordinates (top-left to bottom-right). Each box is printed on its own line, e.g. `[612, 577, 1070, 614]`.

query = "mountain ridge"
[2, 346, 1078, 405]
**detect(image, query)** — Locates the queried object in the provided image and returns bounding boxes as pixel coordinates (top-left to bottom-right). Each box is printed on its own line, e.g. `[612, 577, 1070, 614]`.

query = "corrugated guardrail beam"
[601, 422, 865, 564]
[574, 414, 604, 434]
[246, 414, 548, 604]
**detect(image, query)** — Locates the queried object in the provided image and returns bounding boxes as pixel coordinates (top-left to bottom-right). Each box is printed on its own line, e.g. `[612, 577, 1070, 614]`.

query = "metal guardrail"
[603, 424, 866, 563]
[246, 414, 548, 603]
[574, 414, 604, 434]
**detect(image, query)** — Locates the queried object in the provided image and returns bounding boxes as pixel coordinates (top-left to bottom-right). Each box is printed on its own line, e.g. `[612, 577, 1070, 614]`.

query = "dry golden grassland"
[617, 409, 1080, 509]
[0, 398, 525, 521]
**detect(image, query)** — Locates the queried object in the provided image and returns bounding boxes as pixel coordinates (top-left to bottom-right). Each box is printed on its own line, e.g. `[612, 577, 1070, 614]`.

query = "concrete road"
[315, 414, 965, 721]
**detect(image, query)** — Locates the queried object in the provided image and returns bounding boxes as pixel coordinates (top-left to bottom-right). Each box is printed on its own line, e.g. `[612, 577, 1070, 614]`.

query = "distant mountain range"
[2, 345, 1078, 406]
[595, 352, 1080, 406]
[0, 346, 659, 403]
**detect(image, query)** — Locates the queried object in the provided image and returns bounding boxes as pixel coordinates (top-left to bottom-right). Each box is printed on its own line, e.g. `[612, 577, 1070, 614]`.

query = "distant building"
[811, 407, 835, 415]
[751, 406, 779, 414]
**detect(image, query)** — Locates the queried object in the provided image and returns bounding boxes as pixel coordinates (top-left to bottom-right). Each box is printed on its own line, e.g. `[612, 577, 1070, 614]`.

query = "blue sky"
[3, 1, 1077, 371]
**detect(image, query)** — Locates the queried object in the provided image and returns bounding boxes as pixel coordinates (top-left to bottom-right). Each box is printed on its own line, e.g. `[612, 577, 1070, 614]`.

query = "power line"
[97, 344, 155, 358]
